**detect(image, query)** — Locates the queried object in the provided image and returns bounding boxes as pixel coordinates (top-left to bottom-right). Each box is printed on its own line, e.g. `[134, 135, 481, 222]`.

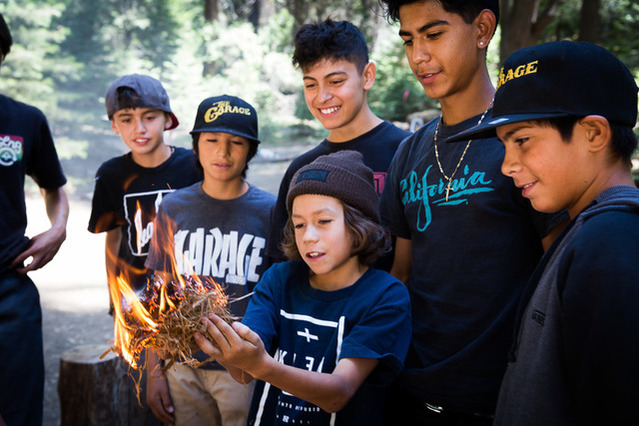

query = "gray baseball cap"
[105, 74, 179, 130]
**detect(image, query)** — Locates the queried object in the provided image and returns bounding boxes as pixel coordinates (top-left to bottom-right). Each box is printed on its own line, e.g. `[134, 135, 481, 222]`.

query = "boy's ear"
[110, 120, 120, 135]
[164, 113, 174, 131]
[362, 61, 376, 91]
[579, 115, 611, 153]
[475, 9, 497, 48]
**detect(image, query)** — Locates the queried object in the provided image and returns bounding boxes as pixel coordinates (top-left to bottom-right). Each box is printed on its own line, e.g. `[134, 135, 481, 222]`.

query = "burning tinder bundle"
[107, 272, 237, 372]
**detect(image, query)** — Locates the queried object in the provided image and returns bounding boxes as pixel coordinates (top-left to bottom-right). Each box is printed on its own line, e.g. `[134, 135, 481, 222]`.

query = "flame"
[108, 212, 227, 368]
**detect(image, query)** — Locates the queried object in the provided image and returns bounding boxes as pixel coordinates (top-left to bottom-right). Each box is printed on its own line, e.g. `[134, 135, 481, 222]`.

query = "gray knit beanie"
[286, 150, 379, 222]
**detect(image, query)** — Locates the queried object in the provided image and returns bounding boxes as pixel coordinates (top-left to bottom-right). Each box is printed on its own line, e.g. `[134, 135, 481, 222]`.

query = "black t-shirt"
[88, 146, 202, 290]
[0, 94, 66, 273]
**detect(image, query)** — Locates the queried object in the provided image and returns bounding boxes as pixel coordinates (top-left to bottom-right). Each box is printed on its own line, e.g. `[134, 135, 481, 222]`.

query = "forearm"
[41, 186, 69, 236]
[248, 357, 376, 413]
[105, 229, 121, 284]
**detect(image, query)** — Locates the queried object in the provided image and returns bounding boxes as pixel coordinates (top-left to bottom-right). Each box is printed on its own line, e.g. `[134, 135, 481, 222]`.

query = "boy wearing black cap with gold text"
[194, 150, 411, 425]
[144, 95, 276, 426]
[447, 41, 639, 425]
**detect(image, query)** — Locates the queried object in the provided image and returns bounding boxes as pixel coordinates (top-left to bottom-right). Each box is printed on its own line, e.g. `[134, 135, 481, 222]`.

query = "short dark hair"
[379, 0, 500, 25]
[191, 133, 258, 178]
[115, 87, 147, 113]
[0, 13, 13, 63]
[281, 200, 391, 267]
[292, 18, 369, 73]
[539, 116, 638, 166]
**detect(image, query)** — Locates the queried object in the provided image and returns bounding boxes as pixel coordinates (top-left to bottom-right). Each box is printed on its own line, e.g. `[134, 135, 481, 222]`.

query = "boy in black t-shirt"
[88, 74, 202, 300]
[266, 18, 411, 268]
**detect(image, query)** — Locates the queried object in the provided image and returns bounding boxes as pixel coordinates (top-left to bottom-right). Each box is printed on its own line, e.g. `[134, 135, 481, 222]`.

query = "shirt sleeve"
[25, 108, 67, 189]
[341, 278, 412, 384]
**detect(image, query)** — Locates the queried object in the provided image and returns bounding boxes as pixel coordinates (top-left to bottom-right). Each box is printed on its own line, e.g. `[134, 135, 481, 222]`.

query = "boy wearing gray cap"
[88, 74, 202, 302]
[195, 150, 412, 425]
[447, 41, 638, 425]
[144, 95, 276, 426]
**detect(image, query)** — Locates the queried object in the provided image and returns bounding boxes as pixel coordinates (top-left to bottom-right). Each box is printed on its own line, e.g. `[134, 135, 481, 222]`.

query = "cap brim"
[190, 127, 260, 144]
[445, 112, 572, 143]
[166, 112, 180, 130]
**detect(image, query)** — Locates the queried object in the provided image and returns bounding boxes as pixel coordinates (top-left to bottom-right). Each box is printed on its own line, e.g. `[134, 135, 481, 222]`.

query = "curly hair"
[378, 0, 500, 25]
[281, 200, 391, 267]
[292, 18, 369, 73]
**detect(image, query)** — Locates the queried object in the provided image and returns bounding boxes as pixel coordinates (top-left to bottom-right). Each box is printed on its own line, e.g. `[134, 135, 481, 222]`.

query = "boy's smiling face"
[398, 1, 488, 103]
[302, 58, 374, 140]
[111, 107, 172, 161]
[498, 120, 597, 218]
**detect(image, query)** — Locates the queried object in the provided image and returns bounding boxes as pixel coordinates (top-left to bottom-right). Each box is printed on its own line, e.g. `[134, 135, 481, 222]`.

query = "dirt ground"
[25, 147, 309, 425]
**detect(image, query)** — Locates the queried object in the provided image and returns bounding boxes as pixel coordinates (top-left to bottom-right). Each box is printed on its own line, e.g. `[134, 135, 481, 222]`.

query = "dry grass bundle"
[105, 274, 238, 373]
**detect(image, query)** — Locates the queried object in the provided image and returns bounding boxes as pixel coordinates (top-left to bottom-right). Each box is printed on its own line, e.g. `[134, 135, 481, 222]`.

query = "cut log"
[58, 344, 161, 426]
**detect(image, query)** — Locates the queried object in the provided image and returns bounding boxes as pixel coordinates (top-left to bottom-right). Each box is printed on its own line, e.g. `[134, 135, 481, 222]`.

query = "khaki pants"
[166, 363, 254, 426]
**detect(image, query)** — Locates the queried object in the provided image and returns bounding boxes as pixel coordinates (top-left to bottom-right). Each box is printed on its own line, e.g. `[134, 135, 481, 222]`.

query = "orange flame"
[108, 212, 226, 368]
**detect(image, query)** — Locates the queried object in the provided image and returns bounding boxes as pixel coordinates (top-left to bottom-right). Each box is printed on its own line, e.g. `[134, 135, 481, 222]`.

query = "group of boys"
[1, 0, 637, 425]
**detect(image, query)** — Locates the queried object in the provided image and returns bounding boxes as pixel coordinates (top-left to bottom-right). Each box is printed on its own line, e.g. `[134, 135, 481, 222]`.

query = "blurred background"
[1, 0, 638, 199]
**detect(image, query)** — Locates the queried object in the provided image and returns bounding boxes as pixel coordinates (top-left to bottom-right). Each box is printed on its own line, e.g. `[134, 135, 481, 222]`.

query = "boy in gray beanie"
[195, 150, 412, 425]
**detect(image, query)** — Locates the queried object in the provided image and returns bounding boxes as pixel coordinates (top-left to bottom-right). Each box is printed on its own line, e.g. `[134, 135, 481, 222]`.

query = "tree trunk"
[498, 0, 564, 64]
[58, 344, 159, 426]
[578, 0, 600, 43]
[204, 0, 219, 21]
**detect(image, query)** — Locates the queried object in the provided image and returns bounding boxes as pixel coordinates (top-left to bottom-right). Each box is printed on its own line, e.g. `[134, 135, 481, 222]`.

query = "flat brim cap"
[190, 95, 259, 144]
[105, 74, 179, 130]
[446, 41, 639, 143]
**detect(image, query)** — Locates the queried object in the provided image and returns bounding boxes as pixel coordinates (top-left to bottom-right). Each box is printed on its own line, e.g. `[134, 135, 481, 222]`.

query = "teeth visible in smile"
[308, 252, 322, 258]
[320, 107, 339, 114]
[523, 183, 534, 189]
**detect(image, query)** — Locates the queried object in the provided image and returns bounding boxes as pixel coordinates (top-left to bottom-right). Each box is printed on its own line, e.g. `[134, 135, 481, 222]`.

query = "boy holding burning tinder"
[195, 150, 411, 425]
[144, 95, 276, 426]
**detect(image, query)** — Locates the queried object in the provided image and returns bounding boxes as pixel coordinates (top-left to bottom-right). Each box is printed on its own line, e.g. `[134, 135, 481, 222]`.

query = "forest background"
[0, 0, 638, 199]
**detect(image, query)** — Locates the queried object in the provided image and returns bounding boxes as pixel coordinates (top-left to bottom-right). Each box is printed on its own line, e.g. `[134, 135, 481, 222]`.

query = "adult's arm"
[389, 237, 412, 285]
[12, 186, 69, 273]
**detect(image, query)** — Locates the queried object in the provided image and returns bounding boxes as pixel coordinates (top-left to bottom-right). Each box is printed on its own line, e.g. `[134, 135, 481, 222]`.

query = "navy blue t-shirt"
[242, 261, 411, 425]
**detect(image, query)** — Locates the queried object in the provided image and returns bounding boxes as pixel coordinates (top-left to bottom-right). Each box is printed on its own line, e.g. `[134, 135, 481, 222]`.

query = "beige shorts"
[166, 362, 255, 426]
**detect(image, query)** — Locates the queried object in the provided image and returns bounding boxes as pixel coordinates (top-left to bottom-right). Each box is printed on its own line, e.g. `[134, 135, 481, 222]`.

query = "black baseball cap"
[105, 74, 179, 130]
[190, 95, 259, 144]
[447, 41, 638, 143]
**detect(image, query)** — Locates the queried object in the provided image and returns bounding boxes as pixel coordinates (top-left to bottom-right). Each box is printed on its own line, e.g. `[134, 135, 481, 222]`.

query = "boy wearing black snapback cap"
[448, 41, 638, 425]
[144, 95, 276, 426]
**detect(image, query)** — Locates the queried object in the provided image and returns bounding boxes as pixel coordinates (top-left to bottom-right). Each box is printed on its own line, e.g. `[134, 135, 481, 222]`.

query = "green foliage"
[368, 24, 436, 122]
[0, 0, 72, 112]
[1, 0, 637, 195]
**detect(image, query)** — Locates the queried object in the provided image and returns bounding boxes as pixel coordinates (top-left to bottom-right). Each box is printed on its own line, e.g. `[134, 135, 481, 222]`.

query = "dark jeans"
[0, 271, 44, 426]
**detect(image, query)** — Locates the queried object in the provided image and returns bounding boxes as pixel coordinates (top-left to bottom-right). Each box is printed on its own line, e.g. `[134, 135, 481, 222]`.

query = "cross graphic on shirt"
[297, 328, 319, 343]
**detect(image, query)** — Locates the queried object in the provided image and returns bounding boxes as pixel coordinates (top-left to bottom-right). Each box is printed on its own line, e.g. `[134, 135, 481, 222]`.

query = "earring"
[478, 41, 485, 47]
